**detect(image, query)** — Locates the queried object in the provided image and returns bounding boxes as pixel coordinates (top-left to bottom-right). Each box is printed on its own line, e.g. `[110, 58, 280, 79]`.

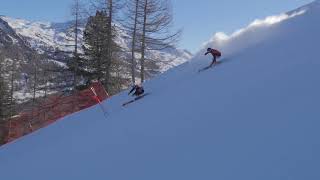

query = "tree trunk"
[9, 61, 15, 118]
[130, 0, 139, 85]
[73, 0, 80, 89]
[105, 0, 113, 91]
[140, 0, 148, 83]
[71, 0, 81, 112]
[31, 56, 38, 131]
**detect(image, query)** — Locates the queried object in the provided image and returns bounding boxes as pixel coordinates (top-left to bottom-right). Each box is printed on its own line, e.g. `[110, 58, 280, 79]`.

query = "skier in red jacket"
[205, 48, 222, 67]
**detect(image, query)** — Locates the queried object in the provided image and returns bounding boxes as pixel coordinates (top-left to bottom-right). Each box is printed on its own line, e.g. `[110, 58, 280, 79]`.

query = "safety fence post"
[90, 87, 109, 119]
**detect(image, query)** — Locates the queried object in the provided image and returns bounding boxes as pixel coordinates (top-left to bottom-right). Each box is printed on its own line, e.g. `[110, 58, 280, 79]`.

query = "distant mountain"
[0, 16, 192, 102]
[0, 16, 192, 73]
[0, 17, 33, 57]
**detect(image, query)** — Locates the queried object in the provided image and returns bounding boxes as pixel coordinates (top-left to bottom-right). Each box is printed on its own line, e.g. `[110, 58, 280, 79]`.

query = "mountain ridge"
[0, 15, 192, 73]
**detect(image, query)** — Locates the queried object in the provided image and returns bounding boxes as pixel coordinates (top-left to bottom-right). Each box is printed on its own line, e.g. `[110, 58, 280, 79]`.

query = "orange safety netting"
[3, 81, 109, 144]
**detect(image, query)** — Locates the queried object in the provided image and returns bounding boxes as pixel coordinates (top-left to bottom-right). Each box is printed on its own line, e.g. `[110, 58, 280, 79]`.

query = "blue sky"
[0, 0, 314, 53]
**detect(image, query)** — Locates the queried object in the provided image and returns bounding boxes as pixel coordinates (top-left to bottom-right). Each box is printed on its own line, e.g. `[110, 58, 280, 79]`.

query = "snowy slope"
[1, 1, 320, 180]
[0, 16, 192, 72]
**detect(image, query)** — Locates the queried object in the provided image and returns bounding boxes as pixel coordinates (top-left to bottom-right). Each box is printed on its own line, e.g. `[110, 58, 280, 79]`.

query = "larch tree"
[139, 0, 180, 83]
[123, 0, 142, 85]
[68, 0, 87, 89]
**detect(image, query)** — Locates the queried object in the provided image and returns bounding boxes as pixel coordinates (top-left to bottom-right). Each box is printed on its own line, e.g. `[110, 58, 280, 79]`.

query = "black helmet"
[207, 48, 211, 51]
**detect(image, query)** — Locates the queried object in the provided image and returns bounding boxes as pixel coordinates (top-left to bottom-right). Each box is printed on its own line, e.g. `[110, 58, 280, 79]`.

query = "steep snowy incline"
[1, 1, 320, 180]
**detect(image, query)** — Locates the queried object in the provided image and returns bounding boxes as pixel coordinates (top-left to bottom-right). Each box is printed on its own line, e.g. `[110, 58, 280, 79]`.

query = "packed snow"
[1, 1, 320, 180]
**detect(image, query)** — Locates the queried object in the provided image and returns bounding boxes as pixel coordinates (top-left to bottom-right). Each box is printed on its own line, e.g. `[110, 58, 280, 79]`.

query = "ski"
[122, 93, 150, 107]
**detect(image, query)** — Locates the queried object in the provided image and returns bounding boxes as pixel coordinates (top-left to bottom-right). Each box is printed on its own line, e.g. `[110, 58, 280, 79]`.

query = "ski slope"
[1, 1, 320, 180]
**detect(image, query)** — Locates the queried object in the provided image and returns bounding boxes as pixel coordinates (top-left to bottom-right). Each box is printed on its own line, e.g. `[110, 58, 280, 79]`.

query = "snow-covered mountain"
[0, 15, 192, 102]
[0, 17, 32, 54]
[1, 1, 320, 180]
[0, 16, 192, 72]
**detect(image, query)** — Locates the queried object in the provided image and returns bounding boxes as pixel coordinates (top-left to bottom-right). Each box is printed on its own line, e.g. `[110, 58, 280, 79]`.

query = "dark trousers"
[210, 56, 217, 66]
[134, 89, 144, 96]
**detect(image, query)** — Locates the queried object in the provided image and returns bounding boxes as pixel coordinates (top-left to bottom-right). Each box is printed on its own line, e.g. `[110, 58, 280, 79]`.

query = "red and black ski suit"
[205, 48, 221, 66]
